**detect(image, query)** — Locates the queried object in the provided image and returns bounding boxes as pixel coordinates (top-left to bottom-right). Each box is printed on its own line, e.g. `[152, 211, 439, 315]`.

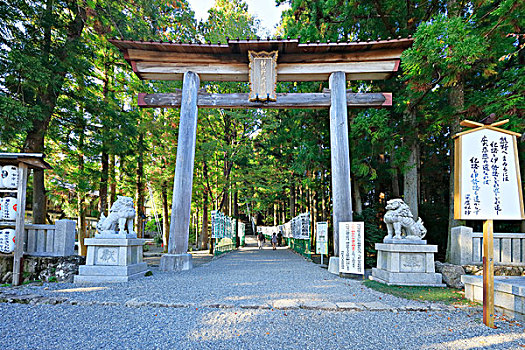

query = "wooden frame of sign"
[0, 153, 51, 286]
[453, 119, 524, 328]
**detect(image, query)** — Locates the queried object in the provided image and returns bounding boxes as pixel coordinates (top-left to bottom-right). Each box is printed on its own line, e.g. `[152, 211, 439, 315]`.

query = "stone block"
[383, 239, 426, 245]
[335, 302, 363, 311]
[435, 262, 465, 289]
[328, 257, 339, 275]
[462, 275, 525, 321]
[159, 253, 193, 272]
[362, 302, 394, 311]
[272, 299, 300, 309]
[74, 272, 147, 283]
[371, 268, 444, 287]
[54, 220, 76, 256]
[300, 300, 337, 310]
[449, 226, 473, 265]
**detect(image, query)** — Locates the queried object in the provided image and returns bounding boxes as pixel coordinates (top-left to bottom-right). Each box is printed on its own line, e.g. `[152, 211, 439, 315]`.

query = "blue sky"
[186, 0, 290, 35]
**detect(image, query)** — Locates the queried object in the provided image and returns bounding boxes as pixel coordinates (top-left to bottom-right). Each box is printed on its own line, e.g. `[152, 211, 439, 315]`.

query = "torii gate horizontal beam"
[133, 61, 399, 82]
[138, 92, 392, 109]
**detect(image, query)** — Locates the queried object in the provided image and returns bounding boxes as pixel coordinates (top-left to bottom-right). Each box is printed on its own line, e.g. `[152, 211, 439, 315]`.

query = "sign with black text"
[454, 127, 524, 220]
[316, 222, 328, 255]
[339, 222, 364, 275]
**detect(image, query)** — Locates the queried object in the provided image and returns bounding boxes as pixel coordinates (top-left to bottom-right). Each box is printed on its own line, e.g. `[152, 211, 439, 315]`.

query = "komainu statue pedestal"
[74, 237, 148, 283]
[371, 198, 444, 287]
[74, 196, 148, 283]
[371, 243, 445, 287]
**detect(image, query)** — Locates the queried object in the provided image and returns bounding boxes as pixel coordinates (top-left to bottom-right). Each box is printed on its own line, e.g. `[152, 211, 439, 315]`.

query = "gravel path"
[0, 238, 523, 349]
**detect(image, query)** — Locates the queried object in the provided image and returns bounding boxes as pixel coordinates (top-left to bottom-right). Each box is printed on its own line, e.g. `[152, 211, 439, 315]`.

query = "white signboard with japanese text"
[455, 128, 524, 220]
[339, 222, 364, 275]
[316, 222, 328, 255]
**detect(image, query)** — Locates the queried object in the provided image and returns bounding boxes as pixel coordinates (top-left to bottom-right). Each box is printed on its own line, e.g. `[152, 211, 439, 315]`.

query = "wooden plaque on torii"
[248, 50, 278, 102]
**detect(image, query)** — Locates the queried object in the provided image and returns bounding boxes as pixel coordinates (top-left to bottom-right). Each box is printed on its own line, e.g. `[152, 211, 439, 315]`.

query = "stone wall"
[449, 226, 525, 265]
[0, 255, 85, 284]
[463, 264, 525, 276]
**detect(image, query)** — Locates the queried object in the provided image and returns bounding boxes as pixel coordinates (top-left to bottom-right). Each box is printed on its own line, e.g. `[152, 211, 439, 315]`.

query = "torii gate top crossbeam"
[109, 37, 413, 82]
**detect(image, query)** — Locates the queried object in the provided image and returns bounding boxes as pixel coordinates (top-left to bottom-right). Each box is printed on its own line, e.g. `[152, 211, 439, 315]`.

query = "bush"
[145, 219, 161, 233]
[153, 234, 163, 247]
[354, 207, 385, 268]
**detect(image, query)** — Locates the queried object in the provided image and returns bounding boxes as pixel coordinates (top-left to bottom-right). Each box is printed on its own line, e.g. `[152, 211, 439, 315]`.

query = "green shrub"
[153, 233, 163, 247]
[354, 207, 385, 268]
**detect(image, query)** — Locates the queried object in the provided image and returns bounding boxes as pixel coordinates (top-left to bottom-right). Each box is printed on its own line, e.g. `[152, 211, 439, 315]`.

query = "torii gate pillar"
[160, 71, 200, 271]
[329, 71, 353, 257]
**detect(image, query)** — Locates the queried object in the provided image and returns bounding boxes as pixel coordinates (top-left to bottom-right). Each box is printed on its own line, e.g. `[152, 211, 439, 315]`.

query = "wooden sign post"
[454, 119, 524, 328]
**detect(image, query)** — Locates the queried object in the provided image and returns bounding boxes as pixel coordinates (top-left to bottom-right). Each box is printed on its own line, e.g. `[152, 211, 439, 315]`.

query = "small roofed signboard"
[454, 120, 524, 220]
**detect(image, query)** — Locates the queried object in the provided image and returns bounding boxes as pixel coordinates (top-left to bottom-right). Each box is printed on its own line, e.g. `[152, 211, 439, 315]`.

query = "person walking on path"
[257, 231, 265, 249]
[277, 230, 283, 247]
[271, 233, 277, 250]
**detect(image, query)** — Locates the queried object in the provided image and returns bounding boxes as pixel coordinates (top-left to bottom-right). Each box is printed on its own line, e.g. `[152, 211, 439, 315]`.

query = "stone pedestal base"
[160, 253, 193, 272]
[371, 243, 445, 287]
[328, 257, 340, 275]
[74, 238, 148, 283]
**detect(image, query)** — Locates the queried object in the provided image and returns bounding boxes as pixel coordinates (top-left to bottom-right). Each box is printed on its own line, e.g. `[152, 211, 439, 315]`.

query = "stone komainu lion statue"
[383, 198, 427, 241]
[96, 196, 136, 235]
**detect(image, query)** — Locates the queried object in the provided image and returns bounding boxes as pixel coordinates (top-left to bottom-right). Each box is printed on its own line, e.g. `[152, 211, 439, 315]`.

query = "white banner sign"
[316, 222, 328, 255]
[339, 222, 364, 275]
[455, 128, 524, 220]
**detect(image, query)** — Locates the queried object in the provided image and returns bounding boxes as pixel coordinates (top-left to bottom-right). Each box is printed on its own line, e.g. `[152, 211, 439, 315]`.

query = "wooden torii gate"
[110, 37, 413, 271]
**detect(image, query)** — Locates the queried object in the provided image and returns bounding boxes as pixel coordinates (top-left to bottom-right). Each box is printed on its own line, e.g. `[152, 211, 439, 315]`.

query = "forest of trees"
[0, 0, 523, 261]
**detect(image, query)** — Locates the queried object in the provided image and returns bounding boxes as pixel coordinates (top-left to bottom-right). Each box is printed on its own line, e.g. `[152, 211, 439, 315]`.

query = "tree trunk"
[161, 180, 170, 252]
[446, 80, 465, 261]
[352, 177, 363, 215]
[403, 109, 419, 218]
[99, 152, 109, 217]
[320, 170, 327, 221]
[24, 118, 49, 224]
[77, 129, 87, 256]
[135, 133, 145, 238]
[289, 183, 295, 218]
[391, 149, 401, 197]
[234, 191, 239, 247]
[201, 163, 209, 250]
[109, 154, 117, 207]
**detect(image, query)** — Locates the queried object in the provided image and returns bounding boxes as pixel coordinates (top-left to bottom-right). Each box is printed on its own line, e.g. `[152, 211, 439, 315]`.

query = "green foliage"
[1, 0, 523, 251]
[153, 234, 163, 247]
[145, 220, 160, 233]
[402, 15, 488, 91]
[354, 207, 386, 268]
[199, 0, 259, 41]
